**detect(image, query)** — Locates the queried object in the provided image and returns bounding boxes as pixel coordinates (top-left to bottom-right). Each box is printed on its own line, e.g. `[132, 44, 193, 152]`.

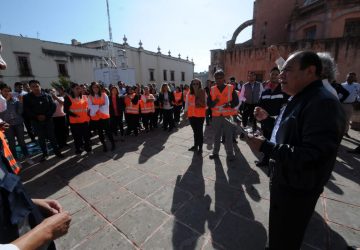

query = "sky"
[0, 0, 254, 72]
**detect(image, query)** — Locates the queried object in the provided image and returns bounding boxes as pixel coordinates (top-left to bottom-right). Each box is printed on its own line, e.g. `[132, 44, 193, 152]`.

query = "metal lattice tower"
[106, 0, 116, 68]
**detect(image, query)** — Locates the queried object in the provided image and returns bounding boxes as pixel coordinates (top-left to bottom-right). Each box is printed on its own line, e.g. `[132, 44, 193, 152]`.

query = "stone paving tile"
[231, 192, 270, 228]
[142, 218, 204, 250]
[324, 184, 360, 207]
[91, 158, 129, 177]
[134, 155, 167, 171]
[74, 225, 136, 250]
[147, 185, 192, 214]
[77, 179, 122, 205]
[113, 202, 169, 246]
[23, 175, 71, 200]
[210, 211, 268, 250]
[328, 222, 360, 250]
[92, 189, 141, 222]
[203, 179, 241, 210]
[125, 174, 165, 198]
[174, 196, 227, 235]
[109, 167, 145, 186]
[325, 199, 360, 230]
[55, 207, 108, 249]
[150, 164, 185, 183]
[57, 192, 88, 215]
[302, 215, 328, 250]
[67, 169, 106, 190]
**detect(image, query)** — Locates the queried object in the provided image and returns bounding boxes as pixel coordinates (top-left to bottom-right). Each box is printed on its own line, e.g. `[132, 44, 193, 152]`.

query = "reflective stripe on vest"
[0, 131, 20, 175]
[125, 94, 140, 114]
[187, 94, 206, 118]
[68, 96, 90, 124]
[89, 94, 110, 120]
[140, 95, 155, 113]
[211, 84, 237, 116]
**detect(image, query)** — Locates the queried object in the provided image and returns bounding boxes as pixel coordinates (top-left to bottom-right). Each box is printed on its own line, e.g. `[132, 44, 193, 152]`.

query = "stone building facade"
[0, 33, 194, 88]
[210, 0, 360, 82]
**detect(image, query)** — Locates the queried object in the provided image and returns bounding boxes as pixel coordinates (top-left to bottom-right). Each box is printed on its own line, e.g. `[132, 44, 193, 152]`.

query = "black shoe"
[209, 153, 219, 159]
[188, 146, 196, 151]
[40, 154, 48, 162]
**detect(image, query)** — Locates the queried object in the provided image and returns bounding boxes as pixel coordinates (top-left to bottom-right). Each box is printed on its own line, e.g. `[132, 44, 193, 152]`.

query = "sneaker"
[209, 153, 219, 159]
[24, 157, 35, 165]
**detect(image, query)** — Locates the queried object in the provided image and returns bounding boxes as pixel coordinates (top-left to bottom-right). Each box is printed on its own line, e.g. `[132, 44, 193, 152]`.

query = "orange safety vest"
[68, 96, 90, 124]
[211, 84, 238, 117]
[125, 93, 140, 114]
[0, 131, 20, 174]
[187, 94, 206, 118]
[89, 93, 110, 120]
[174, 91, 183, 106]
[182, 89, 189, 101]
[140, 94, 155, 114]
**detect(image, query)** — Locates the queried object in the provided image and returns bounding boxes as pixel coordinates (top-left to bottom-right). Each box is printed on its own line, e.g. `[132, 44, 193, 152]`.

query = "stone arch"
[227, 19, 254, 49]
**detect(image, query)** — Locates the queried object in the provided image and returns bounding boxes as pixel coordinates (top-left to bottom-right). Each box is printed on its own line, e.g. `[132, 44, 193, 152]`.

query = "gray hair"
[317, 52, 337, 82]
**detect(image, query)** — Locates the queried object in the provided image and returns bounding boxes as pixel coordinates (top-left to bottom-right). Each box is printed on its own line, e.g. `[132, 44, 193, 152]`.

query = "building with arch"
[210, 0, 360, 82]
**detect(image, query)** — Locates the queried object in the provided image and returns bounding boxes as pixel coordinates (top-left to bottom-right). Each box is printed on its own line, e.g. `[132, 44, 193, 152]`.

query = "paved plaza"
[21, 122, 360, 250]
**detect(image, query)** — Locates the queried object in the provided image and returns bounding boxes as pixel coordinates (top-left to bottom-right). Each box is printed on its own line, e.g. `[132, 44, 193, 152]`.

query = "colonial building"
[210, 0, 360, 82]
[0, 33, 194, 88]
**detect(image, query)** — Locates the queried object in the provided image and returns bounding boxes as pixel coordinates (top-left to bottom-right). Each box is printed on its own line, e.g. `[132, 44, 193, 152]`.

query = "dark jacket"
[0, 141, 55, 249]
[23, 91, 56, 121]
[158, 92, 175, 108]
[260, 80, 346, 193]
[109, 95, 125, 117]
[259, 84, 289, 135]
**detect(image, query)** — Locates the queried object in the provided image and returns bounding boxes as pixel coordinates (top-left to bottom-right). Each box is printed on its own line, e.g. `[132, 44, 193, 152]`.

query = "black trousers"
[126, 113, 139, 135]
[23, 116, 35, 141]
[269, 183, 320, 250]
[151, 109, 159, 128]
[189, 117, 205, 149]
[162, 109, 175, 130]
[110, 114, 124, 136]
[31, 119, 59, 155]
[242, 103, 257, 131]
[173, 105, 182, 123]
[53, 116, 69, 148]
[142, 113, 153, 130]
[91, 119, 114, 145]
[70, 122, 91, 152]
[206, 108, 212, 125]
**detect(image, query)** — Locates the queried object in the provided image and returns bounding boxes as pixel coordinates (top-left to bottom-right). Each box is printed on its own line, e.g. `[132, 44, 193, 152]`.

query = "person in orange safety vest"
[184, 78, 207, 154]
[208, 70, 239, 161]
[64, 83, 92, 154]
[88, 82, 115, 152]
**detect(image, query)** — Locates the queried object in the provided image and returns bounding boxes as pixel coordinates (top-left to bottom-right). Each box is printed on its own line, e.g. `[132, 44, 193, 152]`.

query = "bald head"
[279, 51, 322, 96]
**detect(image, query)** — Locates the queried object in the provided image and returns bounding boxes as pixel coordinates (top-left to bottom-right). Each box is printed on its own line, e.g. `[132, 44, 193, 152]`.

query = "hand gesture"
[246, 134, 266, 152]
[254, 106, 269, 121]
[38, 212, 72, 240]
[32, 199, 63, 216]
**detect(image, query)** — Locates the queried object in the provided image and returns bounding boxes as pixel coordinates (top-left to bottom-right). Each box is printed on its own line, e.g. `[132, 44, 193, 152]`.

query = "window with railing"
[344, 18, 360, 37]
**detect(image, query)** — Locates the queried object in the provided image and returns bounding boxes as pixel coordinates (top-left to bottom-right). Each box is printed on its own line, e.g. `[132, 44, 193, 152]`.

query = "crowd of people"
[1, 38, 360, 249]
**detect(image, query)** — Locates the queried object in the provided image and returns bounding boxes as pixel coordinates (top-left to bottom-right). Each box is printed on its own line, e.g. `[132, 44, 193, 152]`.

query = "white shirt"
[0, 95, 6, 112]
[0, 244, 19, 250]
[341, 82, 360, 103]
[53, 96, 66, 117]
[270, 97, 293, 143]
[322, 79, 338, 99]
